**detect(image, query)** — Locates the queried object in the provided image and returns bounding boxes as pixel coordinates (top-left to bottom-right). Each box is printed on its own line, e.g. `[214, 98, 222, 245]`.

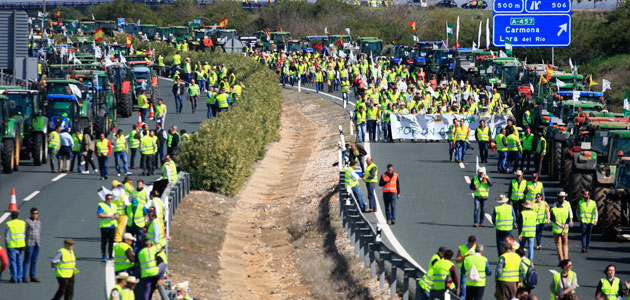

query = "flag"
[556, 77, 567, 88]
[485, 18, 490, 49]
[505, 38, 512, 56]
[126, 34, 132, 48]
[94, 28, 104, 42]
[324, 26, 328, 35]
[409, 20, 416, 33]
[456, 16, 460, 48]
[529, 82, 534, 94]
[602, 79, 611, 92]
[472, 41, 477, 51]
[545, 63, 553, 80]
[335, 35, 343, 47]
[54, 10, 61, 19]
[568, 58, 575, 73]
[345, 28, 351, 35]
[624, 90, 630, 118]
[589, 75, 598, 86]
[446, 21, 453, 38]
[477, 20, 482, 50]
[92, 14, 95, 21]
[219, 17, 228, 27]
[538, 74, 548, 85]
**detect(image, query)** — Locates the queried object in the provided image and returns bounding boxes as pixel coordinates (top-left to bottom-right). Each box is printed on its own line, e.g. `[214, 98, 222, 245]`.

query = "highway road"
[288, 80, 630, 298]
[0, 77, 207, 298]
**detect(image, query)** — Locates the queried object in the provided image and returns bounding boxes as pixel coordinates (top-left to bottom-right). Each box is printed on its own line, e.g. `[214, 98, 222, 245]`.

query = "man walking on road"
[345, 160, 367, 212]
[5, 211, 25, 283]
[51, 239, 76, 300]
[534, 129, 546, 174]
[113, 129, 131, 177]
[97, 194, 119, 262]
[578, 190, 597, 253]
[59, 128, 74, 173]
[128, 125, 141, 170]
[552, 191, 573, 264]
[493, 194, 516, 256]
[518, 201, 537, 262]
[470, 167, 492, 227]
[23, 207, 41, 283]
[475, 120, 491, 163]
[455, 119, 470, 163]
[461, 244, 491, 300]
[456, 235, 477, 299]
[508, 170, 527, 219]
[167, 126, 180, 159]
[520, 127, 534, 172]
[69, 129, 83, 173]
[362, 156, 378, 212]
[95, 132, 112, 180]
[48, 126, 61, 173]
[494, 243, 522, 300]
[379, 164, 400, 225]
[155, 98, 167, 126]
[496, 127, 508, 173]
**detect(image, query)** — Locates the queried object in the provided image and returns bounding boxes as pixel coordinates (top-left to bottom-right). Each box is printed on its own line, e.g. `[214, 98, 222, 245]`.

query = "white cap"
[123, 233, 136, 241]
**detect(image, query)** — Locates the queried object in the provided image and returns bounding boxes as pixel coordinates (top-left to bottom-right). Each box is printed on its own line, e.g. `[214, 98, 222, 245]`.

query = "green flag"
[505, 38, 513, 56]
[624, 89, 630, 118]
[446, 21, 453, 38]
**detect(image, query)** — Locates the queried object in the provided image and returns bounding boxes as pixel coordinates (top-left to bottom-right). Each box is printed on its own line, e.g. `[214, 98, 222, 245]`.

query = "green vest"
[55, 248, 76, 278]
[138, 94, 149, 109]
[526, 181, 543, 202]
[551, 271, 575, 300]
[156, 104, 166, 117]
[113, 136, 127, 152]
[418, 267, 435, 292]
[496, 133, 507, 152]
[464, 254, 488, 287]
[494, 204, 514, 231]
[109, 285, 124, 300]
[456, 126, 469, 141]
[98, 202, 118, 228]
[498, 252, 520, 282]
[49, 131, 61, 149]
[140, 136, 153, 155]
[429, 259, 455, 290]
[113, 193, 128, 216]
[97, 139, 109, 157]
[139, 245, 160, 278]
[600, 277, 621, 300]
[367, 107, 378, 121]
[511, 179, 527, 201]
[522, 134, 534, 151]
[536, 136, 546, 155]
[6, 219, 26, 248]
[172, 54, 181, 66]
[356, 111, 366, 125]
[113, 242, 134, 271]
[344, 167, 359, 189]
[448, 125, 455, 141]
[533, 201, 547, 224]
[188, 84, 199, 97]
[476, 126, 489, 142]
[158, 56, 165, 67]
[521, 210, 537, 238]
[206, 91, 216, 104]
[126, 205, 146, 228]
[72, 133, 82, 152]
[457, 243, 476, 270]
[473, 175, 489, 198]
[129, 131, 140, 149]
[507, 134, 521, 151]
[551, 205, 570, 234]
[364, 163, 378, 183]
[579, 199, 596, 224]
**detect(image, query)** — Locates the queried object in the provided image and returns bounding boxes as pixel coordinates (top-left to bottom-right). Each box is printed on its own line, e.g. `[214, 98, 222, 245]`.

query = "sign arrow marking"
[557, 23, 568, 36]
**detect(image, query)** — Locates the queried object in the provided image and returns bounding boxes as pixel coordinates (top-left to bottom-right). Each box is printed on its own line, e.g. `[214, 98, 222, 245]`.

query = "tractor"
[357, 37, 383, 56]
[106, 62, 134, 118]
[604, 157, 630, 241]
[0, 87, 48, 166]
[74, 70, 117, 136]
[45, 79, 93, 135]
[0, 94, 21, 173]
[130, 65, 160, 106]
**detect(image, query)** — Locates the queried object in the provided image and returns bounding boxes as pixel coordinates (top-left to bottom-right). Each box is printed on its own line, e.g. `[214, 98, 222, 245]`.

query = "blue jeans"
[207, 103, 214, 119]
[520, 236, 534, 261]
[140, 108, 147, 123]
[535, 223, 545, 246]
[23, 245, 40, 280]
[460, 272, 467, 299]
[383, 192, 397, 221]
[384, 123, 391, 142]
[581, 223, 594, 249]
[496, 229, 512, 256]
[70, 151, 82, 172]
[474, 197, 486, 225]
[366, 182, 377, 210]
[8, 247, 23, 282]
[507, 151, 520, 171]
[498, 151, 507, 172]
[130, 148, 138, 168]
[356, 123, 366, 142]
[351, 186, 366, 211]
[98, 156, 109, 178]
[114, 151, 128, 174]
[456, 141, 467, 161]
[175, 94, 183, 113]
[367, 120, 377, 142]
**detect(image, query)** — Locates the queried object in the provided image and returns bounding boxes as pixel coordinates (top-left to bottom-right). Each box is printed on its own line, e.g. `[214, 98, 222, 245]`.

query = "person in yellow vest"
[508, 170, 527, 219]
[517, 201, 537, 261]
[125, 196, 147, 248]
[124, 276, 139, 299]
[506, 126, 522, 173]
[366, 103, 379, 142]
[146, 208, 167, 248]
[345, 160, 367, 212]
[98, 194, 119, 262]
[147, 191, 166, 222]
[455, 235, 477, 299]
[70, 129, 83, 173]
[470, 167, 493, 227]
[128, 125, 141, 170]
[157, 54, 165, 76]
[362, 156, 378, 212]
[551, 191, 573, 263]
[550, 259, 577, 300]
[139, 131, 155, 176]
[136, 238, 164, 300]
[95, 132, 112, 180]
[111, 180, 130, 243]
[172, 52, 181, 69]
[162, 154, 178, 185]
[461, 244, 492, 300]
[475, 120, 491, 164]
[520, 127, 534, 173]
[138, 89, 149, 123]
[534, 128, 546, 174]
[455, 119, 470, 163]
[155, 98, 167, 127]
[216, 88, 230, 113]
[578, 190, 597, 253]
[448, 121, 457, 162]
[533, 192, 550, 251]
[109, 272, 129, 300]
[5, 211, 25, 283]
[418, 247, 446, 299]
[48, 126, 62, 173]
[188, 79, 199, 114]
[429, 249, 459, 299]
[494, 242, 522, 300]
[113, 129, 131, 177]
[113, 233, 136, 277]
[492, 194, 516, 257]
[596, 265, 628, 300]
[496, 127, 508, 173]
[51, 239, 77, 300]
[355, 106, 367, 143]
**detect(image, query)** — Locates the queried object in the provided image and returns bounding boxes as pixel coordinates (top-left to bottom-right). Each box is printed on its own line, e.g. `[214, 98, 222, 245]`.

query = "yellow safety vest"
[448, 125, 455, 141]
[367, 107, 378, 121]
[429, 259, 455, 290]
[523, 134, 534, 151]
[356, 111, 366, 125]
[98, 202, 118, 228]
[526, 181, 543, 202]
[162, 161, 178, 184]
[344, 167, 359, 189]
[113, 193, 128, 216]
[496, 133, 507, 152]
[521, 210, 537, 238]
[128, 131, 140, 149]
[113, 136, 127, 152]
[138, 94, 149, 109]
[113, 242, 134, 272]
[511, 179, 527, 201]
[599, 277, 621, 300]
[133, 189, 150, 207]
[156, 104, 166, 117]
[49, 131, 61, 149]
[551, 205, 570, 234]
[464, 254, 488, 287]
[533, 200, 548, 224]
[216, 93, 229, 109]
[457, 243, 476, 270]
[476, 126, 489, 142]
[473, 175, 490, 198]
[173, 54, 181, 66]
[72, 133, 82, 152]
[96, 139, 109, 156]
[139, 245, 160, 278]
[109, 285, 124, 300]
[507, 134, 521, 151]
[456, 126, 469, 141]
[536, 136, 546, 155]
[126, 205, 146, 228]
[6, 219, 26, 248]
[579, 199, 596, 224]
[551, 271, 575, 300]
[495, 204, 514, 231]
[55, 248, 76, 278]
[146, 219, 166, 247]
[364, 163, 378, 183]
[497, 252, 520, 282]
[140, 136, 153, 155]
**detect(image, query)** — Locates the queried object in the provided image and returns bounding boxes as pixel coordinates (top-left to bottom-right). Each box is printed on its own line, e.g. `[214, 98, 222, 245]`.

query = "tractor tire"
[32, 133, 45, 166]
[118, 93, 133, 118]
[2, 139, 15, 174]
[552, 142, 562, 181]
[602, 200, 622, 242]
[93, 115, 108, 137]
[594, 186, 610, 232]
[568, 171, 593, 208]
[560, 150, 572, 188]
[14, 137, 20, 171]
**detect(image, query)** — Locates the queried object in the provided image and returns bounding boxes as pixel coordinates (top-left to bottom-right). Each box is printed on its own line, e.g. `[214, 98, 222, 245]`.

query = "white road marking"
[485, 213, 494, 225]
[464, 176, 471, 184]
[105, 259, 115, 299]
[549, 269, 559, 275]
[158, 76, 174, 82]
[459, 162, 465, 169]
[23, 191, 40, 202]
[0, 212, 9, 224]
[51, 173, 66, 182]
[364, 142, 425, 272]
[282, 84, 356, 107]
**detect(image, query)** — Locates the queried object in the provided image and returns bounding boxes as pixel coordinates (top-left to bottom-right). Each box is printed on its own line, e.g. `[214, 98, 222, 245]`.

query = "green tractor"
[45, 79, 94, 135]
[106, 62, 134, 118]
[0, 94, 21, 173]
[0, 87, 48, 166]
[358, 37, 383, 56]
[604, 157, 630, 241]
[74, 70, 117, 135]
[172, 26, 191, 42]
[130, 65, 160, 107]
[140, 24, 158, 40]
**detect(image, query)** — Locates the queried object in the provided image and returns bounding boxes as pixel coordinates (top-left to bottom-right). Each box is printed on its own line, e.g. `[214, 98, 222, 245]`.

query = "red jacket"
[94, 139, 112, 157]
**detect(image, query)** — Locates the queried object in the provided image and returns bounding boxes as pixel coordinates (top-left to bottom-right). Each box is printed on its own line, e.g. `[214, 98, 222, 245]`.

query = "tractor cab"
[45, 79, 92, 134]
[357, 37, 383, 56]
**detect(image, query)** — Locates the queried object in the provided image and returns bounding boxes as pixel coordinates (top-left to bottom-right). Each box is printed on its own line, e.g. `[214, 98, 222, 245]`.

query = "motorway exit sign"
[493, 0, 572, 47]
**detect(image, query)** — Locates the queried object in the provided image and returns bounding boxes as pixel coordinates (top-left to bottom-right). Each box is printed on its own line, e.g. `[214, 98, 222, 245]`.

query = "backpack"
[466, 264, 481, 282]
[523, 261, 538, 289]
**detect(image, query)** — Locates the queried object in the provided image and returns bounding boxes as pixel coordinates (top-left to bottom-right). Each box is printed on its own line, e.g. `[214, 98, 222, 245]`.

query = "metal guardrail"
[337, 130, 460, 300]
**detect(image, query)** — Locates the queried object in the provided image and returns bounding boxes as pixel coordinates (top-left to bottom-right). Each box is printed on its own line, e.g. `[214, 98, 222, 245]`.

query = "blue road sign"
[493, 14, 571, 47]
[118, 18, 125, 31]
[493, 0, 524, 13]
[525, 0, 571, 13]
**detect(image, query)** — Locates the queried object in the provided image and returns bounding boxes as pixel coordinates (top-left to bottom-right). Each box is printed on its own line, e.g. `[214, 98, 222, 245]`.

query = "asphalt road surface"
[0, 77, 207, 299]
[287, 79, 630, 298]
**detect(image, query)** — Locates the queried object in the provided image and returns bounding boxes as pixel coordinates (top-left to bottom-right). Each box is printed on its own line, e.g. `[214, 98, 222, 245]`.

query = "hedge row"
[174, 52, 282, 196]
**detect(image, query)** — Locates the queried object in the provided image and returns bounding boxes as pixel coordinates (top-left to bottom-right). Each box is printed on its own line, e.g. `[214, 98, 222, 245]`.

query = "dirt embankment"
[168, 89, 390, 299]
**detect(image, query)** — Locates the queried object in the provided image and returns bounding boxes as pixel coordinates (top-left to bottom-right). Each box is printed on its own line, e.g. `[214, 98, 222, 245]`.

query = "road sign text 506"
[551, 2, 568, 8]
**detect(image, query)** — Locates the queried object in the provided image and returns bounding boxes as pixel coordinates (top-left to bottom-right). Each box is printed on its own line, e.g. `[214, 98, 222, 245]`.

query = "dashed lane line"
[464, 176, 471, 184]
[0, 212, 9, 224]
[23, 191, 40, 202]
[485, 213, 494, 225]
[459, 162, 465, 169]
[51, 173, 66, 182]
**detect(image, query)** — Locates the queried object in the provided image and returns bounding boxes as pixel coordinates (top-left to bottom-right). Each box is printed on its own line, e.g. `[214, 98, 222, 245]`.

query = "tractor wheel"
[568, 171, 593, 208]
[1, 139, 15, 174]
[594, 186, 610, 232]
[560, 149, 572, 188]
[118, 93, 133, 118]
[32, 133, 45, 166]
[552, 142, 562, 181]
[602, 199, 622, 242]
[14, 137, 20, 171]
[93, 115, 108, 137]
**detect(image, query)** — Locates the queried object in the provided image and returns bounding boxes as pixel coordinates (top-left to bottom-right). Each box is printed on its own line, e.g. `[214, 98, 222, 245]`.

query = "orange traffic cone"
[7, 188, 17, 212]
[112, 127, 116, 136]
[149, 103, 155, 120]
[137, 111, 142, 127]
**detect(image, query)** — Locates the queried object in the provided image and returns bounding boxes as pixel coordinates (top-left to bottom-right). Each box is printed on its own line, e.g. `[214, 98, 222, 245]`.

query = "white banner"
[390, 114, 510, 140]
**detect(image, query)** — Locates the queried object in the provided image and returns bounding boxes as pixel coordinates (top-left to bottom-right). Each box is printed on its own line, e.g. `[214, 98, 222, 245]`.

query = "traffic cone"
[137, 111, 142, 127]
[112, 126, 116, 136]
[7, 188, 17, 212]
[149, 103, 155, 120]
